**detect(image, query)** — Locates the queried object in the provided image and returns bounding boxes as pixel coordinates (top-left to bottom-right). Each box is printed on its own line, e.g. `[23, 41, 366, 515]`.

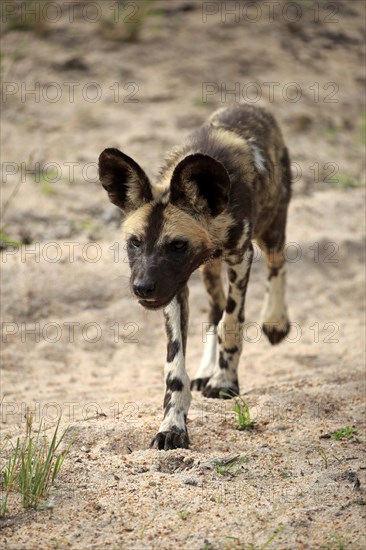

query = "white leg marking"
[194, 324, 217, 380]
[205, 248, 253, 393]
[158, 296, 191, 434]
[260, 264, 289, 331]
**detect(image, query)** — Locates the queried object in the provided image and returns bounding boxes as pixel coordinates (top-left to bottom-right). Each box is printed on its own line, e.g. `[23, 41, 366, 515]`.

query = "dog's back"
[159, 104, 291, 242]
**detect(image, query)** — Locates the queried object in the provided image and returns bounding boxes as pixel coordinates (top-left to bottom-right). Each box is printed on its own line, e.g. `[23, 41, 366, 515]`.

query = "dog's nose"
[133, 280, 156, 299]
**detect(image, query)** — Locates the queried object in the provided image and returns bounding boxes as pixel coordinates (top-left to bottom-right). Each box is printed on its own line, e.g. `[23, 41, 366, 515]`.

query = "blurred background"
[1, 0, 364, 247]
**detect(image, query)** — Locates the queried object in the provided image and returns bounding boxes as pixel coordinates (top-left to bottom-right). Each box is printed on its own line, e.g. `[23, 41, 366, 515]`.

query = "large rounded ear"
[169, 154, 230, 217]
[98, 148, 153, 213]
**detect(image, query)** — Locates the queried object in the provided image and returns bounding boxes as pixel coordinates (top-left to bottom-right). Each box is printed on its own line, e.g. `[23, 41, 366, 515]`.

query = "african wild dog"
[98, 104, 291, 450]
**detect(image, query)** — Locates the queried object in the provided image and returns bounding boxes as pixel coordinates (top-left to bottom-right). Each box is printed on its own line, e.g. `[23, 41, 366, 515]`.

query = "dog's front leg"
[203, 243, 254, 398]
[151, 285, 191, 450]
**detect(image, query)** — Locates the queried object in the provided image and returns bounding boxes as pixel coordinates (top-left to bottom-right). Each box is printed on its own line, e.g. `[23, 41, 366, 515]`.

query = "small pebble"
[182, 478, 197, 486]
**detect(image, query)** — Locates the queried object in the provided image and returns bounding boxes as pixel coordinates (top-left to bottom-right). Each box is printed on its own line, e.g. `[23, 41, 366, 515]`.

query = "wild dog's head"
[99, 148, 230, 309]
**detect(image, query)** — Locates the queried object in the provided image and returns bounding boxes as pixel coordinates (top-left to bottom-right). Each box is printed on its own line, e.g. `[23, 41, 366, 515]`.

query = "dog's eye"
[170, 240, 188, 251]
[129, 237, 141, 249]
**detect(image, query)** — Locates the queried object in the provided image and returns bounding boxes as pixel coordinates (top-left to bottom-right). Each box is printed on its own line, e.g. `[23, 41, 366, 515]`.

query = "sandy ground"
[1, 1, 365, 549]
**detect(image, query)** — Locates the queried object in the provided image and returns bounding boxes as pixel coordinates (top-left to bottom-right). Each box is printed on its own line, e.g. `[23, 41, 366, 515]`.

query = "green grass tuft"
[330, 427, 358, 440]
[320, 427, 358, 441]
[330, 173, 362, 189]
[0, 227, 20, 248]
[220, 391, 256, 431]
[214, 455, 247, 477]
[0, 415, 74, 516]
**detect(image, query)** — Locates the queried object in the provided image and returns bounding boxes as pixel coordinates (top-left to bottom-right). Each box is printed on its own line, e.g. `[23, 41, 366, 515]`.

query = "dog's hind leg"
[191, 259, 226, 391]
[258, 205, 290, 345]
[151, 285, 192, 450]
[202, 243, 254, 399]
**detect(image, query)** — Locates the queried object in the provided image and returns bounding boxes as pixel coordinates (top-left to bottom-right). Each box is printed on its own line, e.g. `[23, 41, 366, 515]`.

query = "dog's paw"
[202, 382, 239, 399]
[190, 377, 210, 391]
[150, 426, 189, 450]
[262, 321, 290, 345]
